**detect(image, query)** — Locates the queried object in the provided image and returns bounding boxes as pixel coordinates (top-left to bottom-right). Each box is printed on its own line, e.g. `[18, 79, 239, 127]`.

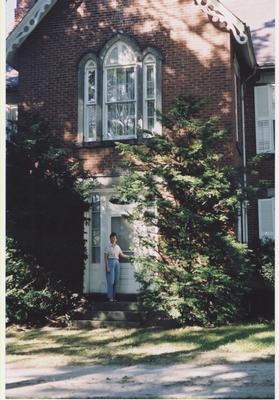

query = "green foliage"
[6, 237, 87, 325]
[251, 239, 274, 289]
[117, 95, 251, 326]
[6, 114, 95, 290]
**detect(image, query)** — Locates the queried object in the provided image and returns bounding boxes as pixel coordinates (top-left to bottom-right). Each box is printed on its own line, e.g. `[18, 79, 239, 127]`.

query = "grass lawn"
[6, 323, 274, 368]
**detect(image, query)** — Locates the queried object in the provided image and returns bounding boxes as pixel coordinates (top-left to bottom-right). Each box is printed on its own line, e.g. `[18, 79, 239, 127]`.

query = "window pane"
[6, 104, 18, 122]
[255, 86, 269, 118]
[107, 68, 135, 103]
[91, 247, 100, 263]
[108, 102, 135, 137]
[258, 198, 274, 240]
[117, 68, 125, 100]
[117, 68, 135, 101]
[87, 69, 96, 103]
[86, 105, 96, 139]
[92, 195, 100, 211]
[92, 212, 100, 230]
[146, 65, 155, 98]
[111, 216, 133, 254]
[107, 45, 119, 65]
[107, 69, 117, 102]
[92, 230, 100, 246]
[147, 100, 155, 130]
[257, 120, 271, 151]
[106, 43, 136, 66]
[119, 43, 136, 65]
[271, 84, 275, 119]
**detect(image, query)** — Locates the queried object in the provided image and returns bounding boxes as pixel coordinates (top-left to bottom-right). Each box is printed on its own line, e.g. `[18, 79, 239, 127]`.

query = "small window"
[6, 104, 18, 138]
[258, 197, 275, 241]
[143, 55, 156, 133]
[254, 85, 275, 154]
[84, 60, 97, 141]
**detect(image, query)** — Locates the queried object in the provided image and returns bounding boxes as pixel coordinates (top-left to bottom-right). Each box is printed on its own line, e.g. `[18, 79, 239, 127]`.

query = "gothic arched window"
[78, 36, 162, 144]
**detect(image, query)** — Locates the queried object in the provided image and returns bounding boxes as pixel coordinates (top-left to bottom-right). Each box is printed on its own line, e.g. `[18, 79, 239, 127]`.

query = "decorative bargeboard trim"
[195, 0, 248, 44]
[6, 0, 58, 67]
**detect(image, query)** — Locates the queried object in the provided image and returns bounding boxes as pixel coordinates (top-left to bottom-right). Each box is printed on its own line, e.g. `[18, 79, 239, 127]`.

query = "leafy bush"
[252, 239, 274, 289]
[6, 237, 88, 326]
[117, 95, 252, 326]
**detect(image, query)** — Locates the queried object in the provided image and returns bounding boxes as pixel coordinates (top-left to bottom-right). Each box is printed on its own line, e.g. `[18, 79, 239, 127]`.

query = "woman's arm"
[119, 250, 129, 259]
[104, 253, 110, 272]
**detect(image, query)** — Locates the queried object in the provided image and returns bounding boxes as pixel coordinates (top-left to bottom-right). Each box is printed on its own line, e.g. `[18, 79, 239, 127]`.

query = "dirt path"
[6, 360, 274, 399]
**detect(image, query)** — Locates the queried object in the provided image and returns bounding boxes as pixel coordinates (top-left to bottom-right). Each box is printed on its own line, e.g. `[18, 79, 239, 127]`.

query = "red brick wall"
[17, 0, 238, 176]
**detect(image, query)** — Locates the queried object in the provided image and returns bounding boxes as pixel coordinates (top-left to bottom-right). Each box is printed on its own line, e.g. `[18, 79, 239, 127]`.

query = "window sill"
[76, 138, 139, 149]
[256, 152, 275, 160]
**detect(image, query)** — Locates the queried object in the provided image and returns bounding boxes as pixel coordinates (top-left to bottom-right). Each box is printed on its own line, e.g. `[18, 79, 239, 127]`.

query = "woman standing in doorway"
[104, 232, 129, 301]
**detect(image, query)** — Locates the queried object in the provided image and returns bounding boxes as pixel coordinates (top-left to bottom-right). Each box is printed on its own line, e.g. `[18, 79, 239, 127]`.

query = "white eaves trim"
[6, 0, 59, 69]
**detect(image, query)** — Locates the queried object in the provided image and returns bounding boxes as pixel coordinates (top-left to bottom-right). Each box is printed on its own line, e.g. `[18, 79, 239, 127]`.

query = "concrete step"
[70, 320, 140, 329]
[71, 301, 176, 329]
[88, 301, 139, 311]
[87, 310, 140, 321]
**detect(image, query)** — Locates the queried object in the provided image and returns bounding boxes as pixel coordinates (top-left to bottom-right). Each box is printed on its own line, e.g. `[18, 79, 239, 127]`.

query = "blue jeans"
[106, 258, 120, 300]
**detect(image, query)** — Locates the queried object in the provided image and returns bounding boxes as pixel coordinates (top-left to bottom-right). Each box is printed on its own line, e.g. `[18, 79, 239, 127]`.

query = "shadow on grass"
[6, 323, 274, 366]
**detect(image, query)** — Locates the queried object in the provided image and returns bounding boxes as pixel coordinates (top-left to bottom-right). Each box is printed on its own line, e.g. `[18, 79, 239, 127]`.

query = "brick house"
[6, 0, 275, 296]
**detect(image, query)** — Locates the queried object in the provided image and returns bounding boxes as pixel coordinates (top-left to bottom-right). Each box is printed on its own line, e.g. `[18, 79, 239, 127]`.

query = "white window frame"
[6, 104, 18, 123]
[6, 103, 18, 139]
[143, 56, 156, 133]
[84, 60, 97, 142]
[237, 201, 248, 243]
[254, 84, 275, 154]
[103, 42, 137, 140]
[258, 197, 275, 240]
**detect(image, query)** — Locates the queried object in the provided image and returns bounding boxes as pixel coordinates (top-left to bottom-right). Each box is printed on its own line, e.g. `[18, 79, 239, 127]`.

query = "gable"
[6, 0, 253, 70]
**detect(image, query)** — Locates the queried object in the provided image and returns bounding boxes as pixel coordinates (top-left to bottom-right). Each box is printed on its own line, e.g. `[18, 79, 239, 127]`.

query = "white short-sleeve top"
[104, 243, 122, 259]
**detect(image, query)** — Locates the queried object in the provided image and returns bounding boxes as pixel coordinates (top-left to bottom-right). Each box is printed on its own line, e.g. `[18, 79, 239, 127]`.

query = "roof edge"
[6, 0, 58, 69]
[233, 26, 257, 75]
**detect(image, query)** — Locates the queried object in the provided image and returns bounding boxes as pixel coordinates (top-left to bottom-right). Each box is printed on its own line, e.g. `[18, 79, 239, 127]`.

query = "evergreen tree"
[6, 114, 95, 291]
[116, 96, 251, 326]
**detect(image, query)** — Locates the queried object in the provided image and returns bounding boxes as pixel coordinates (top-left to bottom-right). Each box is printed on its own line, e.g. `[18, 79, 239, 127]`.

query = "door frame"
[83, 188, 140, 294]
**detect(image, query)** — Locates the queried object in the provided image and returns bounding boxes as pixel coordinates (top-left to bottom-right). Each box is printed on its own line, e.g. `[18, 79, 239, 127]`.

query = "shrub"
[116, 95, 252, 326]
[6, 237, 87, 326]
[253, 239, 275, 289]
[6, 114, 95, 290]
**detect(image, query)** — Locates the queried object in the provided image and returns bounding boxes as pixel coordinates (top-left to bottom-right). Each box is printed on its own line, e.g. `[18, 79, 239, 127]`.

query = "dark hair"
[110, 232, 117, 239]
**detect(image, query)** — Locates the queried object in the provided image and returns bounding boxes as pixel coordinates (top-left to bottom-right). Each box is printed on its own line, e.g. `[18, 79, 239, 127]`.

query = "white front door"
[85, 191, 140, 294]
